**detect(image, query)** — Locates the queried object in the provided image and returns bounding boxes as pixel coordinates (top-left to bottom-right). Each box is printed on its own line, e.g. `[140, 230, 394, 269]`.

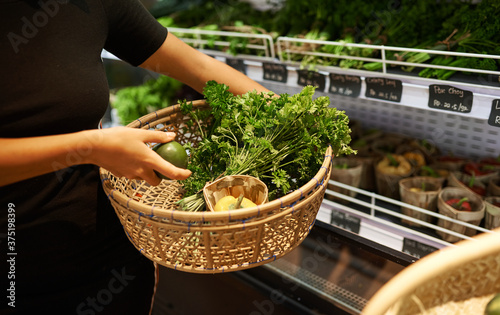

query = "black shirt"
[0, 0, 167, 313]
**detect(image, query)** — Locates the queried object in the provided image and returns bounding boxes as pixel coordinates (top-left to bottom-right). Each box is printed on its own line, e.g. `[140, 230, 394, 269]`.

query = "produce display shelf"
[276, 36, 500, 79]
[241, 60, 498, 121]
[264, 254, 367, 314]
[103, 28, 500, 123]
[164, 28, 500, 123]
[320, 180, 497, 261]
[168, 27, 276, 62]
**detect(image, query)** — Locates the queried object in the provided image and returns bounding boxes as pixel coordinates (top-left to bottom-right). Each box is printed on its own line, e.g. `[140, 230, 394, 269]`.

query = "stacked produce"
[332, 122, 500, 242]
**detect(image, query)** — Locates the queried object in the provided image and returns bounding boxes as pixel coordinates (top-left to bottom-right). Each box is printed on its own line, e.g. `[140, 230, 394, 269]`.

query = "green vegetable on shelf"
[152, 0, 500, 80]
[420, 166, 439, 178]
[387, 154, 400, 167]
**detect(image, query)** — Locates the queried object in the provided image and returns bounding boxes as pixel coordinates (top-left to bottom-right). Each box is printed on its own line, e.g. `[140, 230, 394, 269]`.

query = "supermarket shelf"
[102, 28, 500, 122]
[274, 36, 500, 122]
[168, 27, 276, 62]
[276, 36, 500, 81]
[265, 255, 366, 314]
[252, 62, 498, 120]
[319, 180, 497, 260]
[248, 61, 498, 120]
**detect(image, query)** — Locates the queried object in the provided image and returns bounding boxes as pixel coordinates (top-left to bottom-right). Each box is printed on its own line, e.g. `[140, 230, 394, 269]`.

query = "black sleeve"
[102, 0, 168, 66]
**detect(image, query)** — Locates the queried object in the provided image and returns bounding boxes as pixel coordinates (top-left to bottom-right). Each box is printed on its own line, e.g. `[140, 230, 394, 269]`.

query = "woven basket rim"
[99, 100, 334, 221]
[362, 227, 500, 315]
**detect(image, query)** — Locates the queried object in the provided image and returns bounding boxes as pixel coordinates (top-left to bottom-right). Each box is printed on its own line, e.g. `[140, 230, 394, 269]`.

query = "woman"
[0, 0, 270, 313]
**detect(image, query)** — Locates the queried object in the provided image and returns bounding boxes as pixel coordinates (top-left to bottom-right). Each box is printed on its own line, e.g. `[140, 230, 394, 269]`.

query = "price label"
[330, 210, 361, 234]
[226, 58, 247, 74]
[297, 70, 326, 91]
[428, 84, 473, 113]
[329, 73, 361, 98]
[402, 238, 438, 259]
[263, 62, 288, 83]
[365, 77, 402, 102]
[488, 99, 500, 128]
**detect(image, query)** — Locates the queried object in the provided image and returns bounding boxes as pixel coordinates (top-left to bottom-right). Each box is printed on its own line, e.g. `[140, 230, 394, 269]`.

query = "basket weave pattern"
[388, 251, 500, 314]
[100, 100, 333, 273]
[362, 228, 500, 315]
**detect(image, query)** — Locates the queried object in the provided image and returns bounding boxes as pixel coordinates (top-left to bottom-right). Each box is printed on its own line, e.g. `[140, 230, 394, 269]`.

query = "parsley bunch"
[177, 81, 354, 211]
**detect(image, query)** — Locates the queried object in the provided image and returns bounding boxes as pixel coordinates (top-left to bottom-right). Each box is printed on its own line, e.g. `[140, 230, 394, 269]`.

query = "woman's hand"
[87, 127, 191, 186]
[0, 127, 191, 187]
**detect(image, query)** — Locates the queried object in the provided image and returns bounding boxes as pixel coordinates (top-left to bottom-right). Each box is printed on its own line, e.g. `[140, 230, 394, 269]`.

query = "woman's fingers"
[136, 129, 177, 144]
[136, 130, 192, 182]
[90, 127, 192, 185]
[149, 153, 192, 181]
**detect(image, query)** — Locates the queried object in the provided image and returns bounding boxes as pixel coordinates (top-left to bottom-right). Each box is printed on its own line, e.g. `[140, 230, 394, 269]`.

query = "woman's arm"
[0, 127, 191, 187]
[139, 32, 271, 95]
[2, 33, 266, 187]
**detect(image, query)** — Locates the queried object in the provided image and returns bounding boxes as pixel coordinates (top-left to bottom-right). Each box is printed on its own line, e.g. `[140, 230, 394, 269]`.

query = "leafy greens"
[178, 81, 354, 211]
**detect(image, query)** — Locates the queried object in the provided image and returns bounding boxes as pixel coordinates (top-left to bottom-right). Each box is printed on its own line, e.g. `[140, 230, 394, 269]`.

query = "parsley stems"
[177, 81, 354, 212]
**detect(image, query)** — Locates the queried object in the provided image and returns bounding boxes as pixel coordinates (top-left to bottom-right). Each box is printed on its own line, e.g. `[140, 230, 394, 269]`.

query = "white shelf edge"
[317, 180, 500, 260]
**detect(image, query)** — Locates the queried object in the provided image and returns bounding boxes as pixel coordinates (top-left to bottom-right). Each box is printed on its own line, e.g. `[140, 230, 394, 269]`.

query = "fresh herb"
[420, 166, 439, 178]
[446, 197, 471, 211]
[177, 81, 354, 211]
[468, 173, 477, 188]
[387, 154, 399, 167]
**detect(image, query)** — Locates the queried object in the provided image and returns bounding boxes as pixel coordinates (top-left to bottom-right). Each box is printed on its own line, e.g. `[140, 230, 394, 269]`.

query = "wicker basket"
[99, 100, 333, 274]
[362, 228, 500, 315]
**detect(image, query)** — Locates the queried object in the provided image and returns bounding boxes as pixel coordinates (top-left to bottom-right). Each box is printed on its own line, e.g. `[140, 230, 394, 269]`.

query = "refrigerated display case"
[102, 20, 500, 314]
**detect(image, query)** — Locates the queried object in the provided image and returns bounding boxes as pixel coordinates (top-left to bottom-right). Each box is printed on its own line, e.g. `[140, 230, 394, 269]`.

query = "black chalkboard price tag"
[226, 58, 247, 74]
[428, 84, 473, 113]
[262, 62, 288, 83]
[365, 77, 403, 102]
[402, 238, 438, 259]
[329, 73, 362, 98]
[488, 99, 500, 128]
[330, 210, 361, 234]
[297, 70, 326, 91]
